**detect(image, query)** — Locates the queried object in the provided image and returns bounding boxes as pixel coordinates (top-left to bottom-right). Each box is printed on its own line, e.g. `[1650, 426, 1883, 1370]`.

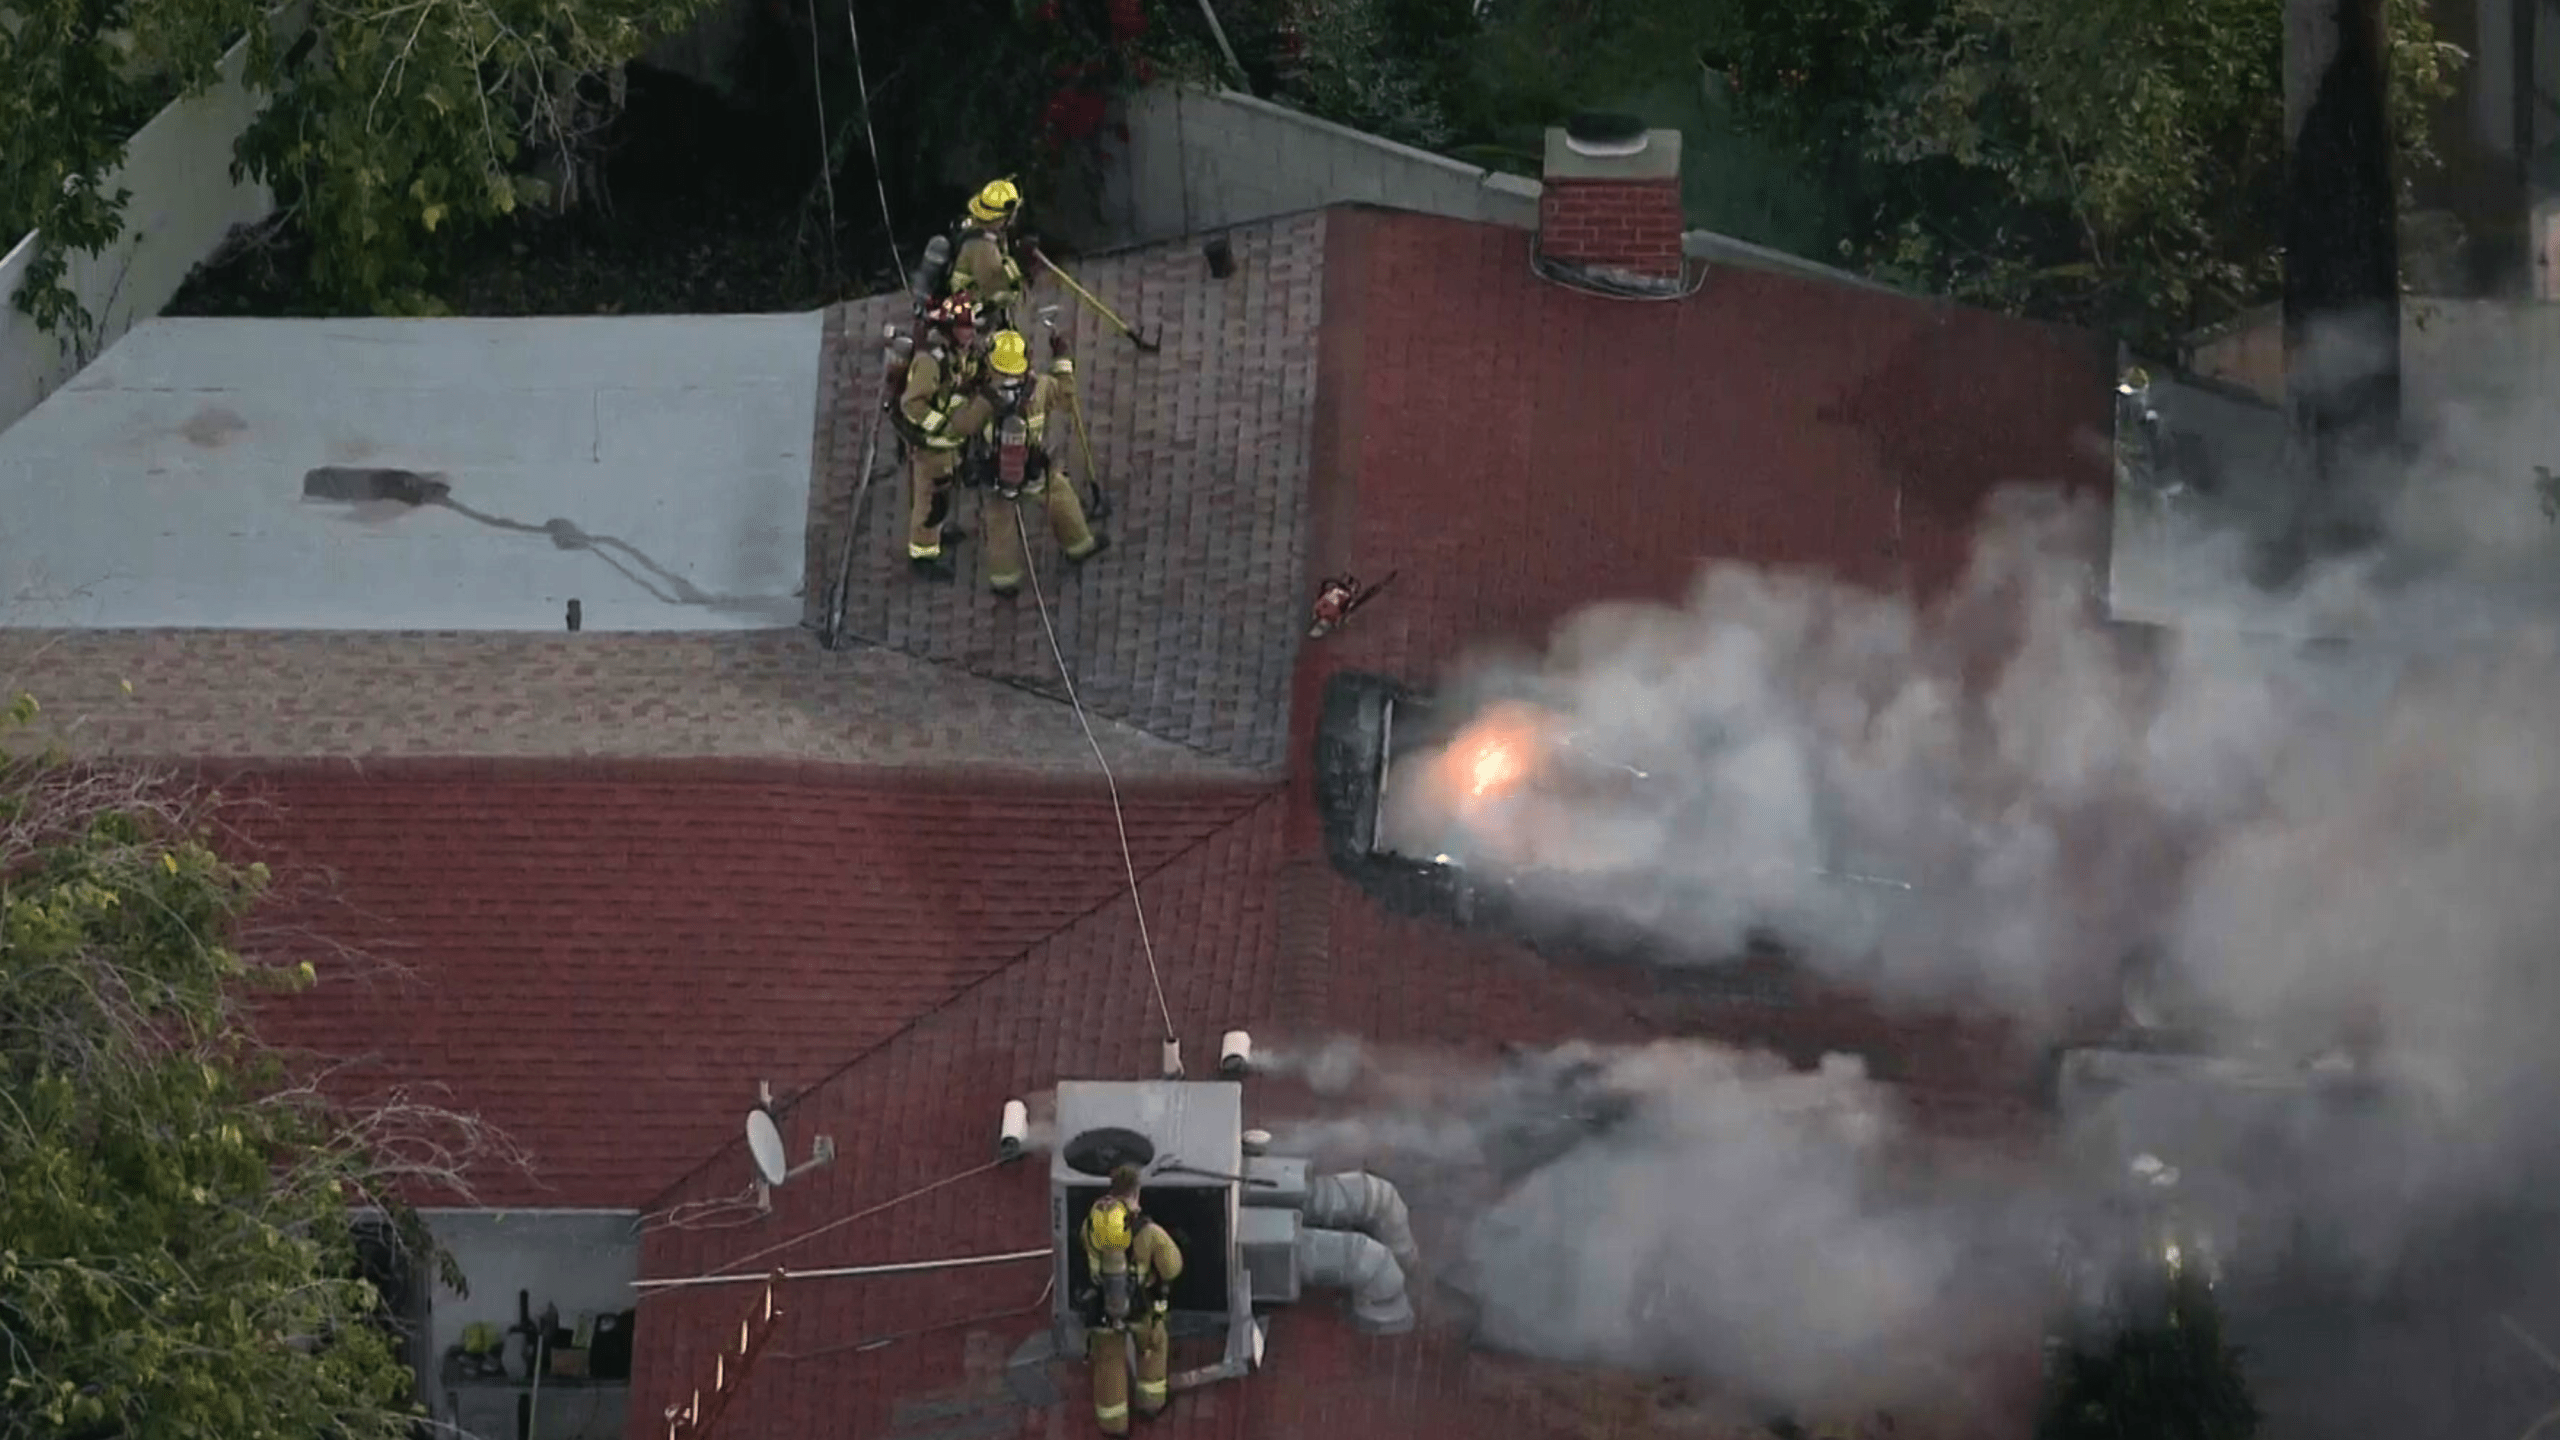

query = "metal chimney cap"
[1562, 112, 1650, 158]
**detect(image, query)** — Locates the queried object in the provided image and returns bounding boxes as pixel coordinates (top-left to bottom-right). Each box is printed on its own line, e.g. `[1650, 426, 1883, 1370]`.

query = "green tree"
[0, 0, 266, 338]
[2037, 1261, 2261, 1440]
[1286, 0, 2464, 349]
[1, 0, 719, 326]
[1, 691, 512, 1440]
[231, 0, 722, 312]
[1710, 0, 2466, 351]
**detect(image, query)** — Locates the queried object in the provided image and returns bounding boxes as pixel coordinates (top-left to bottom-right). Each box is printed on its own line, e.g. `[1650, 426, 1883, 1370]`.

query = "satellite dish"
[746, 1108, 790, 1188]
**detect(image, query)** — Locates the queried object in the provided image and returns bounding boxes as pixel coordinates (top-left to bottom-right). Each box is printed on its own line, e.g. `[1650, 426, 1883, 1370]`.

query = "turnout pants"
[906, 398, 989, 562]
[1089, 1327, 1131, 1435]
[906, 444, 960, 561]
[1133, 1311, 1169, 1419]
[983, 465, 1098, 594]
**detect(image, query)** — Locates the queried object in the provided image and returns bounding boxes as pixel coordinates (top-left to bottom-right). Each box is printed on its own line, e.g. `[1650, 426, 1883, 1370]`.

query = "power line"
[840, 0, 908, 294]
[699, 1159, 1004, 1280]
[803, 0, 839, 280]
[1014, 504, 1177, 1046]
[633, 1249, 1050, 1295]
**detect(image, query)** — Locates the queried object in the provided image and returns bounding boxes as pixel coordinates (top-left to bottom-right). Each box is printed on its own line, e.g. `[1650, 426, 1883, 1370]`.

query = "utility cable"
[633, 1249, 1051, 1295]
[774, 1276, 1055, 1361]
[699, 1159, 1004, 1279]
[840, 0, 908, 294]
[639, 1183, 769, 1233]
[1528, 249, 1711, 303]
[804, 0, 840, 282]
[1014, 503, 1177, 1047]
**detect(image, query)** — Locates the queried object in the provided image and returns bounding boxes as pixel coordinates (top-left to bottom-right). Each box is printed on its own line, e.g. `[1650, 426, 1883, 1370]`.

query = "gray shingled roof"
[0, 629, 1240, 773]
[804, 213, 1326, 775]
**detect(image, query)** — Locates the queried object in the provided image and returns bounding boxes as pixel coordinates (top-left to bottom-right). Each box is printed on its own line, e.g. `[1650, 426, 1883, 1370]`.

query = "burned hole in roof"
[1313, 671, 1827, 999]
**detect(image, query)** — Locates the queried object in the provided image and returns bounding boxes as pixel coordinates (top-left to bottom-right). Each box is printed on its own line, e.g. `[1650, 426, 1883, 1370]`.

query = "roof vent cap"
[1061, 1126, 1157, 1178]
[1563, 112, 1650, 158]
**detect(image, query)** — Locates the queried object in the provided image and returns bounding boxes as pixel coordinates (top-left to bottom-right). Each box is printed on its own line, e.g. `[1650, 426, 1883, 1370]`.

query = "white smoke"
[1382, 487, 2335, 1028]
[1271, 1037, 2061, 1428]
[1340, 347, 2560, 1428]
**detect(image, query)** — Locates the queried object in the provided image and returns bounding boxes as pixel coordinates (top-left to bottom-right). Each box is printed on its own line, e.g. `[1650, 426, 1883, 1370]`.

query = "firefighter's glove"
[1049, 331, 1073, 359]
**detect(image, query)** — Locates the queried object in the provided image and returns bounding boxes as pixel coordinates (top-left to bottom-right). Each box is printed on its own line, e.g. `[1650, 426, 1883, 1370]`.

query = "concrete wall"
[421, 1209, 637, 1440]
[1055, 82, 1898, 303]
[0, 24, 283, 434]
[1054, 84, 1542, 250]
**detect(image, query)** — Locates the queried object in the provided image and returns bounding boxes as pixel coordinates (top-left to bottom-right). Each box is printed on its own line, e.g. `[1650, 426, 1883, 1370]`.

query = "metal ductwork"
[1295, 1226, 1417, 1334]
[1304, 1171, 1419, 1274]
[1027, 1075, 1422, 1392]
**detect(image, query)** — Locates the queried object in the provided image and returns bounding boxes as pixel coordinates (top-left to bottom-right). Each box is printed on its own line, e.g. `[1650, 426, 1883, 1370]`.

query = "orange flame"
[1430, 702, 1556, 809]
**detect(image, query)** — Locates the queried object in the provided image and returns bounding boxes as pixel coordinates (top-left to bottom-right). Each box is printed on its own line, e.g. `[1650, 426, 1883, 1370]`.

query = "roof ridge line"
[634, 784, 1286, 1213]
[835, 628, 1274, 773]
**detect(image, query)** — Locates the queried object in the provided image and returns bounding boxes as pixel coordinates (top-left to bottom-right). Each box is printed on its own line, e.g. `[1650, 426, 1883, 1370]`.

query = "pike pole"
[823, 325, 894, 649]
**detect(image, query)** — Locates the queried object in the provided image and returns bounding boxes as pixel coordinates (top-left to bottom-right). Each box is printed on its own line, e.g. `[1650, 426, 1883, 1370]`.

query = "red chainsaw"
[1308, 571, 1396, 639]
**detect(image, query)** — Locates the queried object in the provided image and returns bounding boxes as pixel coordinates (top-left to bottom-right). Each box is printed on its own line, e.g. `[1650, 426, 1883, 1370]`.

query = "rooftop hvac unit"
[1049, 1080, 1258, 1376]
[1039, 1077, 1418, 1392]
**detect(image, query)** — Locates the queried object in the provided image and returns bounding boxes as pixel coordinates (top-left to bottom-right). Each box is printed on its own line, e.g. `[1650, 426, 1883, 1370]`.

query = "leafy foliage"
[2, 0, 720, 326]
[0, 0, 264, 339]
[1268, 0, 1456, 150]
[230, 0, 724, 312]
[2037, 1262, 2261, 1440]
[1833, 0, 2465, 351]
[1246, 0, 2463, 348]
[0, 693, 505, 1440]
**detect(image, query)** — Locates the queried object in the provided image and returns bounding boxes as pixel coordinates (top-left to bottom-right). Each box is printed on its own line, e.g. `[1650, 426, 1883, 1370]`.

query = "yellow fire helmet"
[988, 330, 1031, 377]
[1085, 1198, 1132, 1252]
[968, 178, 1023, 225]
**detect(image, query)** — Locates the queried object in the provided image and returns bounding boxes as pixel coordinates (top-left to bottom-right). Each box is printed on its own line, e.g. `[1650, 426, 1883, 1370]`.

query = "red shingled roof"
[1295, 207, 2112, 686]
[226, 759, 1266, 1206]
[607, 208, 2106, 1440]
[225, 203, 2109, 1440]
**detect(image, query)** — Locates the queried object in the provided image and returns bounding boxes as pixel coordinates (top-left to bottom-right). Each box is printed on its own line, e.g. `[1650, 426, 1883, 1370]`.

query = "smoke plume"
[1343, 347, 2560, 1429]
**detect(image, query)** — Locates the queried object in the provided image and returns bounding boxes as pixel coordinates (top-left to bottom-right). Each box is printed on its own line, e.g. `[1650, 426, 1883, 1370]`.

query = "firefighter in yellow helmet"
[1080, 1164, 1182, 1436]
[949, 179, 1031, 330]
[896, 296, 993, 581]
[965, 326, 1105, 599]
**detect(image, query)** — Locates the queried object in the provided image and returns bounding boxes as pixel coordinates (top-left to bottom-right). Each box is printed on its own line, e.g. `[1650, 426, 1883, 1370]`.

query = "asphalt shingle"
[0, 630, 1242, 774]
[806, 216, 1327, 773]
[631, 793, 1290, 1436]
[224, 760, 1269, 1205]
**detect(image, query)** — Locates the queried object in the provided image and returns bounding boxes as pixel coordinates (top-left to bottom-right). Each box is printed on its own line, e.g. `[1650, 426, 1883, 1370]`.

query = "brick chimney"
[1536, 117, 1685, 295]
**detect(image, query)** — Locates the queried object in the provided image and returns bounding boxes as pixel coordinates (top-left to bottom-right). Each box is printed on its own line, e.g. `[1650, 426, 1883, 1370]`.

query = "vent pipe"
[1296, 1227, 1415, 1334]
[1304, 1172, 1419, 1274]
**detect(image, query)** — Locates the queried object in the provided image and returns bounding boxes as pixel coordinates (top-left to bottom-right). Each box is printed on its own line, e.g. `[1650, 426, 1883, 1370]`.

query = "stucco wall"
[0, 22, 287, 434]
[1051, 84, 1543, 250]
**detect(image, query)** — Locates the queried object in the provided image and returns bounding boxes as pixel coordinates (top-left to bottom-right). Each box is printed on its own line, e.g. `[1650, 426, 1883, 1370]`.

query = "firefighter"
[1080, 1165, 1183, 1435]
[966, 327, 1105, 599]
[896, 296, 992, 581]
[948, 178, 1031, 330]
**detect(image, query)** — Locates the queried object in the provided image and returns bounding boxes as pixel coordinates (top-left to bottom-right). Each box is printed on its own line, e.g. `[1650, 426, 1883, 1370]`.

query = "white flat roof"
[0, 312, 824, 631]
